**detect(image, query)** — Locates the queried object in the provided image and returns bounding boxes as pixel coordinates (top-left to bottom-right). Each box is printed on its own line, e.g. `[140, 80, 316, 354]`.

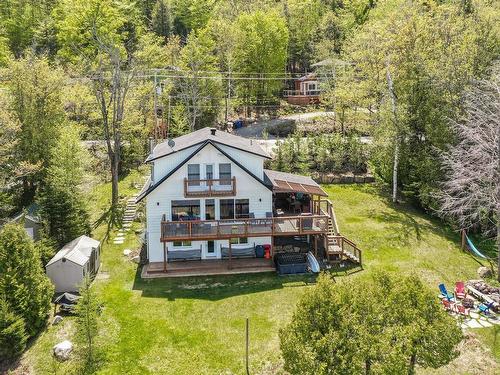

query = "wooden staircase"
[315, 199, 362, 267]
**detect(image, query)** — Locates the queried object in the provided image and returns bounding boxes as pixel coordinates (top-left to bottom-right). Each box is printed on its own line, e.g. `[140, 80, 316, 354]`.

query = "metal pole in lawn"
[246, 317, 250, 375]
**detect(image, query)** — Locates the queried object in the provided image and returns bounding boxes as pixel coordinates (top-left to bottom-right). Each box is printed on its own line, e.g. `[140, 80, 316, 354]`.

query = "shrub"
[271, 132, 369, 174]
[0, 224, 54, 337]
[0, 296, 27, 360]
[280, 272, 462, 374]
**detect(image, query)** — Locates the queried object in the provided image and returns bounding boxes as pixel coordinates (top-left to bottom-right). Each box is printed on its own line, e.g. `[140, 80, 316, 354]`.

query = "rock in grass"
[52, 315, 63, 325]
[131, 255, 140, 264]
[477, 266, 492, 278]
[123, 249, 132, 256]
[53, 340, 72, 361]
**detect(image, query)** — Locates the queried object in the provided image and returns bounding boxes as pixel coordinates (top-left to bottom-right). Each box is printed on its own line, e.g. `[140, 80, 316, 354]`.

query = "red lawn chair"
[455, 282, 466, 299]
[442, 299, 453, 311]
[455, 304, 469, 316]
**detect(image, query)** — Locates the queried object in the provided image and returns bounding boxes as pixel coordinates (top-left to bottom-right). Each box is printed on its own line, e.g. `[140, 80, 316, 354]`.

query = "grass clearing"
[20, 177, 499, 374]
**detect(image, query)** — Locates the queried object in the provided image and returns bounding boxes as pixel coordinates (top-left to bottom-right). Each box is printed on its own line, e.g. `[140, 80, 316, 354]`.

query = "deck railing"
[330, 235, 362, 265]
[283, 89, 321, 97]
[184, 177, 236, 197]
[160, 215, 329, 241]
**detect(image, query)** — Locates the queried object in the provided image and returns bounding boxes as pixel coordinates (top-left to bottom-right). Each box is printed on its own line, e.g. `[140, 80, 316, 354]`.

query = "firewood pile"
[467, 280, 500, 310]
[468, 281, 500, 298]
[462, 298, 475, 309]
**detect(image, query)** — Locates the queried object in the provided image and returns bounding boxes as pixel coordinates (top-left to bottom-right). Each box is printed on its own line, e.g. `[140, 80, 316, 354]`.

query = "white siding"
[46, 260, 85, 293]
[216, 143, 266, 180]
[152, 145, 199, 183]
[146, 143, 272, 263]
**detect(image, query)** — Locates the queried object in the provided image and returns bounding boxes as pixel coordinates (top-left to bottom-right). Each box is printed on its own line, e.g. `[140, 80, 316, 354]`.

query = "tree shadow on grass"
[370, 210, 434, 245]
[131, 266, 323, 302]
[131, 263, 362, 302]
[92, 204, 124, 242]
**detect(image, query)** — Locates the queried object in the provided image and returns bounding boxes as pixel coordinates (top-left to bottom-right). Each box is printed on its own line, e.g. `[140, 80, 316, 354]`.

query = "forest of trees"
[0, 0, 497, 218]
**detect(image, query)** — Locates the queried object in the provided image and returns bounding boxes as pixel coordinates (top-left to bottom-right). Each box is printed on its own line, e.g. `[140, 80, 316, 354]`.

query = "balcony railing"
[160, 215, 329, 241]
[184, 177, 236, 197]
[283, 89, 321, 97]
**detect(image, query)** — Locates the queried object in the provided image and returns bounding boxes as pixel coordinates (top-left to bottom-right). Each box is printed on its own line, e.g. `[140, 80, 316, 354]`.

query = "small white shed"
[46, 235, 101, 293]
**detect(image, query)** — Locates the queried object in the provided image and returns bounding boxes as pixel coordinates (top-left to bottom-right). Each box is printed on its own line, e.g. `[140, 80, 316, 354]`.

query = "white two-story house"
[137, 127, 361, 276]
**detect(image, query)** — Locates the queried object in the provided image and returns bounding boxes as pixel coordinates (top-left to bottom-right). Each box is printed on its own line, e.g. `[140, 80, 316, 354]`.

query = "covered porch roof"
[263, 169, 327, 197]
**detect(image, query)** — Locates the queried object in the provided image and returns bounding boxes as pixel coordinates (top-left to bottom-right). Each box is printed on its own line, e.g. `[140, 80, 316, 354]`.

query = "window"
[220, 199, 234, 220]
[173, 240, 192, 247]
[219, 163, 231, 185]
[207, 240, 215, 254]
[172, 200, 200, 221]
[187, 164, 200, 186]
[235, 199, 249, 218]
[205, 199, 215, 220]
[206, 164, 214, 180]
[230, 237, 248, 244]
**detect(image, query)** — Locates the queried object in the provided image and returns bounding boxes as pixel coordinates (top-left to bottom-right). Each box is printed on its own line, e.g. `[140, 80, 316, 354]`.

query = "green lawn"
[22, 176, 498, 374]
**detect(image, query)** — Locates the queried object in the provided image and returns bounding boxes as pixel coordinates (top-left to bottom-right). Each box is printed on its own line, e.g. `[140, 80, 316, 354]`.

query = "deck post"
[228, 241, 233, 270]
[163, 242, 167, 273]
[271, 235, 275, 260]
[324, 235, 329, 262]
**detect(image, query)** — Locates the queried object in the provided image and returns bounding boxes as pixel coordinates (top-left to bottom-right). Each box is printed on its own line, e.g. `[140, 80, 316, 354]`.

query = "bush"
[280, 272, 462, 374]
[0, 224, 54, 337]
[266, 119, 296, 137]
[0, 297, 27, 360]
[271, 132, 369, 174]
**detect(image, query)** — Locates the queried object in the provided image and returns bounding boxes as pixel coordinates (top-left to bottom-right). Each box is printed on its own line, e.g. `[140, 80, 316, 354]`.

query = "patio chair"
[454, 281, 466, 299]
[439, 283, 454, 301]
[441, 299, 455, 312]
[455, 304, 470, 316]
[478, 301, 494, 315]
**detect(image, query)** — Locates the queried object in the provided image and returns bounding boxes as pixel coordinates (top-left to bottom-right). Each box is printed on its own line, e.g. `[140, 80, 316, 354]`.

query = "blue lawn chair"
[438, 283, 454, 301]
[478, 302, 494, 315]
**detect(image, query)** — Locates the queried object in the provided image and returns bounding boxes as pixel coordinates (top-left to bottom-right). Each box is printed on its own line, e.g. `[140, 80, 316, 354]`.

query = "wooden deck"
[142, 258, 276, 278]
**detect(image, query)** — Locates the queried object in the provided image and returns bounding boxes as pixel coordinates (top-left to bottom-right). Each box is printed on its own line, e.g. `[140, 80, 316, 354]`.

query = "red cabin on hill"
[284, 73, 321, 105]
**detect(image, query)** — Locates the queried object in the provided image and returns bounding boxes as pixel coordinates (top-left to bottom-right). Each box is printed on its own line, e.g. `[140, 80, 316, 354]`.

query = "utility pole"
[245, 317, 250, 375]
[167, 94, 171, 139]
[153, 69, 158, 142]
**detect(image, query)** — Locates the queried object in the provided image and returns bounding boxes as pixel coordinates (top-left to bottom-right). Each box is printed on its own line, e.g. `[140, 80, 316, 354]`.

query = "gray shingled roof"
[147, 127, 271, 161]
[46, 235, 100, 267]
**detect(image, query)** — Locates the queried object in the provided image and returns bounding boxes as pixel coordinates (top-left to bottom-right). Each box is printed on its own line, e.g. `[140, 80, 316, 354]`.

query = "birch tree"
[439, 64, 500, 280]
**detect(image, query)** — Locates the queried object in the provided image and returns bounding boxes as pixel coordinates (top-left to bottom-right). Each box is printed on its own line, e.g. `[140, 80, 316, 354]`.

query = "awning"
[264, 169, 328, 196]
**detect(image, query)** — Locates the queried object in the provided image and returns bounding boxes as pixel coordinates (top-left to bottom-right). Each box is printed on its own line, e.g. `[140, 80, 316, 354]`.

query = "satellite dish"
[167, 139, 175, 148]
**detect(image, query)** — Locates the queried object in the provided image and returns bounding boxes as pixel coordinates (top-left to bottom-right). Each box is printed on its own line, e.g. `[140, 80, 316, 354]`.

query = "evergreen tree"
[0, 296, 27, 360]
[151, 0, 172, 40]
[0, 224, 54, 337]
[38, 125, 90, 247]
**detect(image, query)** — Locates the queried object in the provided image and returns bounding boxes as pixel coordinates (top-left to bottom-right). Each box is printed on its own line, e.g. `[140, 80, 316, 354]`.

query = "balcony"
[184, 177, 236, 198]
[160, 215, 329, 242]
[283, 89, 321, 97]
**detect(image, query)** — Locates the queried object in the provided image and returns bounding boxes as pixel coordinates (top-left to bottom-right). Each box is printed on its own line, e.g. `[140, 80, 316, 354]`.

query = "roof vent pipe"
[210, 128, 216, 136]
